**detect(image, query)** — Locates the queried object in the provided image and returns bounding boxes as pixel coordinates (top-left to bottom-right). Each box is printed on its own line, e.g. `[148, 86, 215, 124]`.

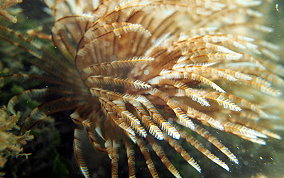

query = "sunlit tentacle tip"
[166, 131, 181, 140]
[222, 164, 230, 172]
[172, 132, 181, 140]
[274, 134, 282, 140]
[231, 158, 239, 165]
[264, 130, 282, 140]
[258, 139, 267, 145]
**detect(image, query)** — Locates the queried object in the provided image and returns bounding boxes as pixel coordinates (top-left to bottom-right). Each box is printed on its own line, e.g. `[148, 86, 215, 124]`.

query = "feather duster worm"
[0, 0, 283, 177]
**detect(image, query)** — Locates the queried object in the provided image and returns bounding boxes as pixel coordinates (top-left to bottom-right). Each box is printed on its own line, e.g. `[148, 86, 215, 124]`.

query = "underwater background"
[1, 0, 284, 178]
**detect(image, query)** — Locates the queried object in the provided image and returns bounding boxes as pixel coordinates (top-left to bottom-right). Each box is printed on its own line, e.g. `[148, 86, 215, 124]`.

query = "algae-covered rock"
[0, 107, 33, 176]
